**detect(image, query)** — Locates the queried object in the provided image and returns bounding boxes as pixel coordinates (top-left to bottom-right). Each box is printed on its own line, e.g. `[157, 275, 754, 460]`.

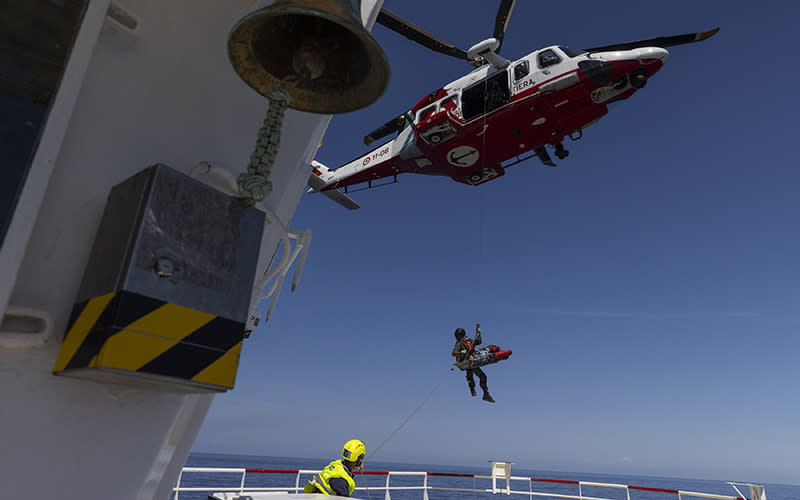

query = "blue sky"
[194, 0, 800, 486]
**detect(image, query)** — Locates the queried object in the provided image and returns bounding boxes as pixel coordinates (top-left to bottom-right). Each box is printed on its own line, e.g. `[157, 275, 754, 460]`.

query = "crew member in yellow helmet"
[304, 439, 366, 496]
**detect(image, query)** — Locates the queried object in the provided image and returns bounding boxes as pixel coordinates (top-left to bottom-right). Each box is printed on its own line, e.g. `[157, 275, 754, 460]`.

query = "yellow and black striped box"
[53, 165, 263, 392]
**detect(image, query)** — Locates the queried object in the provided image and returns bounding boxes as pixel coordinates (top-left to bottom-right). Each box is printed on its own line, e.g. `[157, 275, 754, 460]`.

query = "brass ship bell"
[228, 0, 390, 114]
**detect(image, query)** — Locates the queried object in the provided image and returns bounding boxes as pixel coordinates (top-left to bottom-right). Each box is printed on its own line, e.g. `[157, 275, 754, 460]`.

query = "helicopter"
[307, 0, 719, 210]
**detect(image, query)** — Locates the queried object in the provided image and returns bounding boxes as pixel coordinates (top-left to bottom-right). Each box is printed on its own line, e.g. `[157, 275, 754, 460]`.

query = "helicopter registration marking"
[361, 145, 392, 166]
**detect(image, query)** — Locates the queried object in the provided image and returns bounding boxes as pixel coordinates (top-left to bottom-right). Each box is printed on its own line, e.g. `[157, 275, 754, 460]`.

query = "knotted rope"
[237, 85, 291, 206]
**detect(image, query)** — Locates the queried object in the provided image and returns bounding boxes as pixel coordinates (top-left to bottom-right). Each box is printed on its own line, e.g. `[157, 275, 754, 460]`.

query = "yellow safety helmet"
[342, 439, 365, 464]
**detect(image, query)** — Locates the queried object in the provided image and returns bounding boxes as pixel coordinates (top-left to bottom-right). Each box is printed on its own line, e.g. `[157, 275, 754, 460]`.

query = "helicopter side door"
[461, 69, 510, 122]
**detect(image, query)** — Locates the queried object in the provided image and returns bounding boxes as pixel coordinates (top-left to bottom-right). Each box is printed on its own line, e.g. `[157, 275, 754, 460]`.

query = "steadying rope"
[237, 85, 290, 206]
[365, 366, 454, 463]
[357, 367, 455, 500]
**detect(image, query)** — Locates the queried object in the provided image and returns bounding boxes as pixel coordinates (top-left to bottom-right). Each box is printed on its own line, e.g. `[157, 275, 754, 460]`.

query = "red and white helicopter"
[308, 0, 719, 209]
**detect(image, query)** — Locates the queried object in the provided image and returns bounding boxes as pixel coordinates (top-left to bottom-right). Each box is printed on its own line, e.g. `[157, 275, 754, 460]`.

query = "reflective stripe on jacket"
[305, 460, 355, 496]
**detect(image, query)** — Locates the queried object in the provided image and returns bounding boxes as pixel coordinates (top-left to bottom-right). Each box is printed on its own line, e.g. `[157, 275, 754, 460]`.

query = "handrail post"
[627, 486, 631, 500]
[385, 472, 391, 500]
[423, 473, 429, 500]
[239, 470, 247, 495]
[529, 479, 533, 500]
[579, 483, 583, 500]
[296, 471, 301, 493]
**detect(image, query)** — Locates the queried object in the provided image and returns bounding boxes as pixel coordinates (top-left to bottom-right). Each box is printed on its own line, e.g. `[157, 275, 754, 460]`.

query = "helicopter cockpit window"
[461, 70, 510, 122]
[538, 49, 561, 68]
[559, 46, 586, 58]
[514, 61, 530, 81]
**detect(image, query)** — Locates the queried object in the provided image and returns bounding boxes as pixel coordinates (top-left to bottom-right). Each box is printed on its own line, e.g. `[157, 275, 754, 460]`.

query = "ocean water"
[172, 453, 799, 500]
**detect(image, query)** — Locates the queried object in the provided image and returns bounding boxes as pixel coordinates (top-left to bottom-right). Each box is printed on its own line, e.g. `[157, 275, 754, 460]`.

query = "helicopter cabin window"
[513, 60, 530, 81]
[461, 70, 510, 122]
[538, 49, 561, 68]
[0, 0, 89, 249]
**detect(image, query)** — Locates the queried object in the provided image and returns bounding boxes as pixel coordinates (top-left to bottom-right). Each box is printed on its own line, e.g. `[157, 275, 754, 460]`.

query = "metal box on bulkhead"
[53, 164, 264, 392]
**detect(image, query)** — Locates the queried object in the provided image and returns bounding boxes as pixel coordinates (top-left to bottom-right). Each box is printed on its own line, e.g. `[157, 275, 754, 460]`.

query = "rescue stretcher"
[455, 345, 512, 370]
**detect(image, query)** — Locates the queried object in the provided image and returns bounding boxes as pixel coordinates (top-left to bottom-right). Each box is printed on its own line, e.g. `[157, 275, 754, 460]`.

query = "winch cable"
[476, 77, 492, 323]
[477, 190, 485, 321]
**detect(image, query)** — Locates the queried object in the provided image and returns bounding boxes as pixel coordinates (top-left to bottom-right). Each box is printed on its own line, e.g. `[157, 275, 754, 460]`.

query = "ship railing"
[172, 467, 760, 500]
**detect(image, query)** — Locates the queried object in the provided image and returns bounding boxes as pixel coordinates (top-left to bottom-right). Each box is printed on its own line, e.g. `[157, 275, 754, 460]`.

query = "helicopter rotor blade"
[364, 114, 408, 146]
[376, 8, 470, 61]
[493, 0, 517, 53]
[583, 27, 720, 53]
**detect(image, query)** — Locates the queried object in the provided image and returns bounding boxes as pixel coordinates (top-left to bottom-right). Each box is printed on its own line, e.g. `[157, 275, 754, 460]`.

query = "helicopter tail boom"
[308, 161, 361, 210]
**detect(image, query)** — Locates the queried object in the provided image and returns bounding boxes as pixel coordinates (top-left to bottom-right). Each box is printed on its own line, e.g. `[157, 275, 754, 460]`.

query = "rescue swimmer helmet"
[454, 328, 466, 340]
[342, 439, 365, 466]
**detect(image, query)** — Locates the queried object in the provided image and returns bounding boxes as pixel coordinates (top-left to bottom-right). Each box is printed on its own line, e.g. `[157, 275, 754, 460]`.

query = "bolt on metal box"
[54, 164, 264, 392]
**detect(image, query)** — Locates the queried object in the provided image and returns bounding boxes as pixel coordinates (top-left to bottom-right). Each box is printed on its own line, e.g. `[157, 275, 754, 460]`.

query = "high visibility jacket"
[304, 460, 356, 496]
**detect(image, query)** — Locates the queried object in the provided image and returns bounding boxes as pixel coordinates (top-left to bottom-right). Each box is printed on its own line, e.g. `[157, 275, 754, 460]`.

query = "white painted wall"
[0, 1, 383, 499]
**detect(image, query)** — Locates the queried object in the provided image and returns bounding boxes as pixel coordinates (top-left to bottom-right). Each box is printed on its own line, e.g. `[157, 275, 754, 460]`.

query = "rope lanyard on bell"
[237, 85, 291, 206]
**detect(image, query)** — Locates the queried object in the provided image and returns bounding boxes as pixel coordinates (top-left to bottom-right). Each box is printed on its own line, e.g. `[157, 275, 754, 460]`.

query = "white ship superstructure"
[0, 1, 384, 498]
